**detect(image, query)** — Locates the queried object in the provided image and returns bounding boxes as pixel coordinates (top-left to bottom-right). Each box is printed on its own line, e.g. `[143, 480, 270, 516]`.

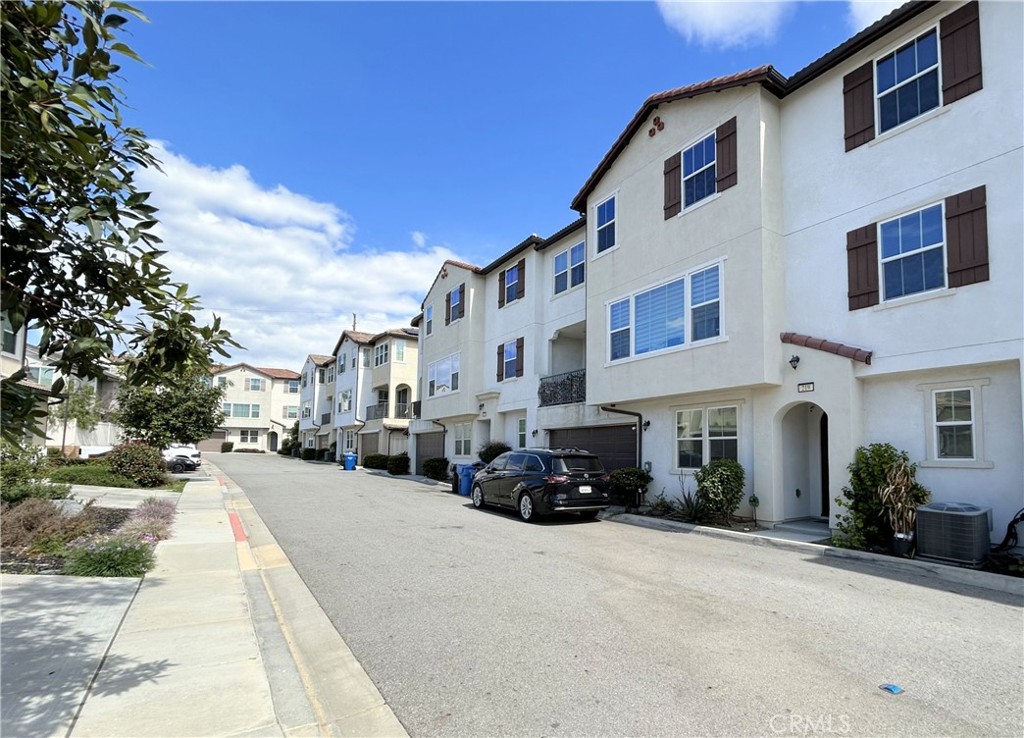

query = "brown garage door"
[548, 425, 637, 471]
[198, 431, 226, 452]
[415, 431, 445, 475]
[360, 433, 379, 459]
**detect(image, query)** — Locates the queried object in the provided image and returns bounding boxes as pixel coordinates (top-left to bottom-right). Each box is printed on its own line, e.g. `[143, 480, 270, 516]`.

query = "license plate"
[578, 485, 592, 494]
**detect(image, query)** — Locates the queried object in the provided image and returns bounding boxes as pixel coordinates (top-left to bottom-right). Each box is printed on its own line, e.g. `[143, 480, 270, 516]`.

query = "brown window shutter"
[458, 284, 465, 319]
[663, 152, 681, 219]
[941, 1, 983, 105]
[515, 337, 524, 378]
[497, 344, 505, 382]
[445, 290, 451, 325]
[516, 259, 526, 300]
[498, 270, 506, 308]
[715, 117, 737, 191]
[847, 224, 879, 310]
[945, 185, 988, 287]
[843, 61, 875, 152]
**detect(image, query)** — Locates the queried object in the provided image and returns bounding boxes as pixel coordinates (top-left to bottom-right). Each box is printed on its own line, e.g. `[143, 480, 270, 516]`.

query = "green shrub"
[678, 491, 711, 524]
[693, 459, 746, 524]
[234, 448, 265, 454]
[387, 453, 410, 475]
[478, 441, 511, 464]
[48, 463, 136, 488]
[300, 447, 317, 461]
[221, 441, 234, 453]
[363, 453, 389, 470]
[835, 443, 930, 551]
[609, 467, 653, 506]
[108, 442, 168, 488]
[423, 457, 449, 481]
[64, 534, 155, 577]
[1, 442, 70, 503]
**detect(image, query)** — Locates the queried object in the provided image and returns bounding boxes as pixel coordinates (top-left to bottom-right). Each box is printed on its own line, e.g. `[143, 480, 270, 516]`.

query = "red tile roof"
[781, 333, 872, 365]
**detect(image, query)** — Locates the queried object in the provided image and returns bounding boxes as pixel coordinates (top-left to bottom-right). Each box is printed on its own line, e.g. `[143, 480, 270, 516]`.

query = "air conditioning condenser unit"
[916, 501, 991, 566]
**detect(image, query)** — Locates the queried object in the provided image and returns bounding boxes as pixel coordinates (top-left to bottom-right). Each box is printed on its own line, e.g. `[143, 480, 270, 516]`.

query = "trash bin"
[343, 453, 357, 471]
[457, 464, 476, 496]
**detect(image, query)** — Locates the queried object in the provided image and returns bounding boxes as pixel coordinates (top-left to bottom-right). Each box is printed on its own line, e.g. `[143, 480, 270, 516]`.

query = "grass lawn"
[47, 462, 187, 492]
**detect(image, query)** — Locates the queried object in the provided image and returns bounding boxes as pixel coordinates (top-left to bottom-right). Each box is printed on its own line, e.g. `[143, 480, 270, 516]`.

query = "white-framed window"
[425, 306, 433, 336]
[362, 348, 371, 367]
[504, 264, 520, 304]
[374, 343, 389, 367]
[217, 377, 228, 389]
[607, 263, 722, 362]
[596, 195, 616, 254]
[223, 403, 261, 419]
[344, 430, 355, 450]
[301, 401, 311, 419]
[305, 438, 314, 448]
[449, 285, 463, 321]
[675, 405, 738, 469]
[517, 417, 527, 449]
[283, 405, 298, 419]
[240, 429, 259, 443]
[301, 372, 307, 388]
[339, 353, 347, 373]
[394, 340, 406, 363]
[933, 388, 974, 460]
[1, 314, 17, 355]
[554, 242, 585, 294]
[340, 389, 352, 412]
[327, 367, 335, 383]
[502, 341, 518, 382]
[288, 380, 299, 393]
[318, 368, 325, 383]
[454, 423, 472, 457]
[428, 353, 460, 397]
[246, 378, 264, 392]
[683, 132, 716, 208]
[27, 366, 55, 388]
[876, 28, 939, 135]
[880, 202, 945, 301]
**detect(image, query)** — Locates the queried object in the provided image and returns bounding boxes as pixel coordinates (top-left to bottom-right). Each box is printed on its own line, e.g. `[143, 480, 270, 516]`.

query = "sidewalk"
[1, 464, 408, 738]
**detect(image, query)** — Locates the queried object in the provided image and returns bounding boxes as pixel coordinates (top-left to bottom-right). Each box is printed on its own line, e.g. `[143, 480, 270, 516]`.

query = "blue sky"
[119, 1, 901, 370]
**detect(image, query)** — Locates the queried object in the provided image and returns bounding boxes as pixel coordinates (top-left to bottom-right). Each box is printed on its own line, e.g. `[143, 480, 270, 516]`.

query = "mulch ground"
[0, 507, 131, 576]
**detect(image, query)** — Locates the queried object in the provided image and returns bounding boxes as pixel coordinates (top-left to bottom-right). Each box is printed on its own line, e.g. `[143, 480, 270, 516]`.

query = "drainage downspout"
[431, 420, 451, 483]
[599, 405, 644, 469]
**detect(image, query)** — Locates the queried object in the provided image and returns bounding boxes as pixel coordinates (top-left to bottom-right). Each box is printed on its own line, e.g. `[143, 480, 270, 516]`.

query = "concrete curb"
[608, 513, 1024, 597]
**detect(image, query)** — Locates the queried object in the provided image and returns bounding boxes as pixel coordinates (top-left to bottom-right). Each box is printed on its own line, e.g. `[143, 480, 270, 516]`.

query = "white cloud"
[134, 144, 459, 371]
[846, 0, 906, 32]
[656, 0, 796, 49]
[411, 231, 428, 249]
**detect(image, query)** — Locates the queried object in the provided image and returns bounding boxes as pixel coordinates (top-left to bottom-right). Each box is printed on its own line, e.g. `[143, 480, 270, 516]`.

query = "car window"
[553, 456, 603, 473]
[523, 455, 544, 472]
[506, 453, 527, 471]
[489, 453, 510, 471]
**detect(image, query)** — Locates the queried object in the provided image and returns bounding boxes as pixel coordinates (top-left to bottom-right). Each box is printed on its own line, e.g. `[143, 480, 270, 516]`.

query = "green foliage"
[387, 453, 410, 475]
[51, 380, 101, 432]
[835, 443, 930, 550]
[64, 534, 155, 577]
[221, 441, 234, 453]
[0, 497, 91, 550]
[693, 459, 746, 524]
[609, 467, 653, 506]
[107, 441, 166, 488]
[48, 462, 134, 487]
[233, 448, 264, 454]
[423, 457, 449, 481]
[115, 373, 225, 449]
[478, 441, 511, 464]
[362, 453, 389, 470]
[678, 491, 712, 524]
[1, 0, 240, 444]
[300, 447, 317, 461]
[1, 441, 70, 503]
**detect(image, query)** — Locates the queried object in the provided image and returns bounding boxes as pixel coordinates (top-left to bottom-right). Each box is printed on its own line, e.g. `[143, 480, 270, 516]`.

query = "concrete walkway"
[1, 468, 408, 738]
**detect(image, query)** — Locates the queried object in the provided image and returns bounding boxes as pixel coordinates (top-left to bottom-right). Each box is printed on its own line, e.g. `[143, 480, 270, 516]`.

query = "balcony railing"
[320, 412, 332, 425]
[411, 400, 421, 419]
[365, 403, 388, 420]
[394, 402, 411, 419]
[538, 369, 586, 407]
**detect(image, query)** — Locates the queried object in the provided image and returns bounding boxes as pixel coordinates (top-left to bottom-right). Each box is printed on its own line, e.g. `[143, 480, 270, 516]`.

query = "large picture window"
[428, 353, 460, 397]
[675, 405, 738, 469]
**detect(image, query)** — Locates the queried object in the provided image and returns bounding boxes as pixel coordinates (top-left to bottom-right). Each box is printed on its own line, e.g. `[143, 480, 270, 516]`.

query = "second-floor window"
[425, 306, 433, 335]
[224, 403, 260, 418]
[497, 338, 524, 382]
[246, 378, 265, 392]
[327, 367, 335, 383]
[374, 343, 389, 367]
[876, 28, 939, 134]
[394, 340, 405, 362]
[608, 264, 722, 362]
[283, 406, 298, 419]
[217, 377, 228, 389]
[301, 402, 311, 418]
[596, 195, 616, 254]
[288, 380, 299, 393]
[554, 242, 585, 294]
[446, 283, 465, 324]
[362, 348, 371, 368]
[880, 202, 945, 301]
[340, 389, 352, 412]
[683, 132, 716, 208]
[339, 353, 347, 373]
[427, 353, 460, 397]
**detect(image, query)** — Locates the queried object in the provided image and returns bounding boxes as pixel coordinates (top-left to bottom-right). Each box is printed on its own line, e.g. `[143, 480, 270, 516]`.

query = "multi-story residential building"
[204, 363, 301, 453]
[330, 330, 373, 460]
[409, 1, 1022, 537]
[297, 354, 336, 454]
[2, 314, 48, 447]
[356, 328, 420, 460]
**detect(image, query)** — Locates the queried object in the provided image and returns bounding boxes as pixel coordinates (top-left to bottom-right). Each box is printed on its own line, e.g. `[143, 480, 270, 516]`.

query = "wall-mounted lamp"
[531, 429, 538, 438]
[642, 420, 651, 431]
[478, 403, 485, 411]
[789, 355, 801, 370]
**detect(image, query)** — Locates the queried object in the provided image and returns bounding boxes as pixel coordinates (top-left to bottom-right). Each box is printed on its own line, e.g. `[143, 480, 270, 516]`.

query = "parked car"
[165, 455, 199, 474]
[163, 444, 201, 465]
[471, 448, 610, 522]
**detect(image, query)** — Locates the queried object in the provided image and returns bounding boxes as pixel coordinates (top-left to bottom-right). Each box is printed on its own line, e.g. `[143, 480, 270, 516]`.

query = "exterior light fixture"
[789, 355, 801, 370]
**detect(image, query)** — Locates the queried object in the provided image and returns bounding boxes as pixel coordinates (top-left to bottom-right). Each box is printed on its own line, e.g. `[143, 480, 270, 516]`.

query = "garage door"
[548, 425, 637, 471]
[360, 433, 379, 459]
[415, 432, 445, 475]
[198, 431, 226, 452]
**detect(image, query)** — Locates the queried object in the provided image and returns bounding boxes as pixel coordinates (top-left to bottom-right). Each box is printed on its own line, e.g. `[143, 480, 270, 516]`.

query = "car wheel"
[579, 510, 600, 520]
[518, 492, 536, 522]
[170, 461, 185, 473]
[472, 484, 486, 509]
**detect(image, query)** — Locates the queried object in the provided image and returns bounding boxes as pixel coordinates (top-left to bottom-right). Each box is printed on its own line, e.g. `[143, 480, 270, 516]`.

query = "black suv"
[471, 448, 610, 522]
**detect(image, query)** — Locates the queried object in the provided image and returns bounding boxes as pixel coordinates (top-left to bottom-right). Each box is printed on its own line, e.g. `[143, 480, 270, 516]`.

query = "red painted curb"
[228, 511, 247, 542]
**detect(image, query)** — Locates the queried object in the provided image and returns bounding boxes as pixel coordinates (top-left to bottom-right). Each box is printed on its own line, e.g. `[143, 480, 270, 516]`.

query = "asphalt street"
[211, 453, 1024, 738]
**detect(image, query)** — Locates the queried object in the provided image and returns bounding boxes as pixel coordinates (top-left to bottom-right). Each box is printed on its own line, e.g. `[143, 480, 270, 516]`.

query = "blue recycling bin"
[457, 464, 476, 496]
[343, 453, 357, 471]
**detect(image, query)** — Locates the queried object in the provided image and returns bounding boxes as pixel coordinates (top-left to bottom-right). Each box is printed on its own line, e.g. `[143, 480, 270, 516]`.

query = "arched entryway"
[780, 402, 830, 521]
[268, 431, 278, 452]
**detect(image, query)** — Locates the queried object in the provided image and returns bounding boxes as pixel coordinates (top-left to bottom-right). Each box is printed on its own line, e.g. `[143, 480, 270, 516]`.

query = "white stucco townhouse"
[331, 329, 375, 461]
[297, 353, 336, 454]
[204, 363, 301, 453]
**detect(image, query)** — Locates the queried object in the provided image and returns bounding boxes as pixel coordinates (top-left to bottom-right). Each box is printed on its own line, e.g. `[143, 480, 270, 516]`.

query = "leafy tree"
[51, 380, 101, 432]
[1, 0, 239, 444]
[114, 374, 224, 449]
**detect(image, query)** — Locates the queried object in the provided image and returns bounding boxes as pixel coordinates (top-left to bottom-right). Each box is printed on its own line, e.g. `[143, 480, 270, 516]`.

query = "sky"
[117, 0, 905, 371]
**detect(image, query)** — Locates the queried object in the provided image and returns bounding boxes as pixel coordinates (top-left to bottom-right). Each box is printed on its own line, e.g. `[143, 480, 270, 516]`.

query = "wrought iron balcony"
[394, 402, 412, 419]
[365, 403, 388, 420]
[411, 400, 421, 419]
[538, 369, 586, 407]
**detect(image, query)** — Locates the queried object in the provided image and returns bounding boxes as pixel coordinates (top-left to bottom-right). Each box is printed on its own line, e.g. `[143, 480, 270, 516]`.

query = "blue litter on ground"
[879, 684, 903, 694]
